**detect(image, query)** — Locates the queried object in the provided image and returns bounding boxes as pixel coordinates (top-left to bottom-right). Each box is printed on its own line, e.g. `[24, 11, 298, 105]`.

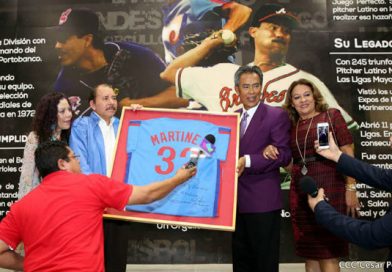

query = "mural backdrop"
[0, 0, 391, 264]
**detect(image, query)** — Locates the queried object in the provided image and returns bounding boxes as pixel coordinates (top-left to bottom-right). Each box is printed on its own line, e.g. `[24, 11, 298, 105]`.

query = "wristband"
[345, 183, 356, 191]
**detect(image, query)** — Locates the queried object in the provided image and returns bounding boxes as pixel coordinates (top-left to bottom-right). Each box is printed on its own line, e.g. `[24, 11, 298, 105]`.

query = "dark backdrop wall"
[1, 0, 391, 264]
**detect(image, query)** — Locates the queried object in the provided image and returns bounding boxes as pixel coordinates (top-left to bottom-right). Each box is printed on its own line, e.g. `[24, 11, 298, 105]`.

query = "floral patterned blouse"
[18, 132, 41, 200]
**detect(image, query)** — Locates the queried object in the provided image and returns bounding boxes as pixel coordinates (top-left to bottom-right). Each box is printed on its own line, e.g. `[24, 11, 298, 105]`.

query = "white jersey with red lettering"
[176, 63, 357, 129]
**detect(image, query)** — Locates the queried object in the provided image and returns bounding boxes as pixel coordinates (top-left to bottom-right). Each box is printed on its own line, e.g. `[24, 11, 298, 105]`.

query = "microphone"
[185, 134, 216, 168]
[205, 134, 216, 144]
[199, 134, 216, 156]
[299, 176, 329, 201]
[299, 176, 318, 197]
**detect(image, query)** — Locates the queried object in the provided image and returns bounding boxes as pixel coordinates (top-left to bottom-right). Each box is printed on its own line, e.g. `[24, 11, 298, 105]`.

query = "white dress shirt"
[97, 116, 116, 176]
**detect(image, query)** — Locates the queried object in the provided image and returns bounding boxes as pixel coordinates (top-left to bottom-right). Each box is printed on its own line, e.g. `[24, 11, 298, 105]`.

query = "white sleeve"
[244, 154, 251, 168]
[176, 66, 218, 101]
[175, 63, 238, 111]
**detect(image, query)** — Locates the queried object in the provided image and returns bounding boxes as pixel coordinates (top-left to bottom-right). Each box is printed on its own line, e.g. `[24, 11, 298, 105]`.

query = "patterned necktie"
[240, 111, 248, 138]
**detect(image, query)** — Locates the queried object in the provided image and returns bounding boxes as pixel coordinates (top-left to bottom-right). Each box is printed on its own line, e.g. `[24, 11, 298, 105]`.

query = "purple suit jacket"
[238, 103, 291, 213]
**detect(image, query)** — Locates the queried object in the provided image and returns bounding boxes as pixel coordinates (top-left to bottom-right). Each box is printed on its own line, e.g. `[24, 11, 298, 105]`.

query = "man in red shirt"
[0, 141, 196, 271]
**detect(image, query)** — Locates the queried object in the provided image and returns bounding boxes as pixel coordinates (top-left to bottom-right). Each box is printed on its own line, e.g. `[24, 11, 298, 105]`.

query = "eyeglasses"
[68, 155, 80, 160]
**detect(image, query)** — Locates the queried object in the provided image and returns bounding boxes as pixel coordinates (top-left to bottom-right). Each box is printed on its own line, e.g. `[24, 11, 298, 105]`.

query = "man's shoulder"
[54, 67, 79, 91]
[55, 66, 78, 80]
[260, 103, 289, 120]
[209, 62, 239, 71]
[285, 63, 326, 84]
[104, 41, 166, 73]
[84, 173, 111, 182]
[43, 170, 80, 180]
[83, 174, 126, 191]
[261, 103, 285, 113]
[186, 62, 238, 71]
[72, 114, 99, 130]
[116, 41, 153, 52]
[69, 172, 111, 185]
[183, 63, 239, 79]
[45, 171, 108, 185]
[105, 41, 159, 59]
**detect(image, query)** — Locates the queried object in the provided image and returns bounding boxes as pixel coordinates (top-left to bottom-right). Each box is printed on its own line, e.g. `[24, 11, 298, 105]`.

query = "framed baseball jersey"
[105, 108, 239, 231]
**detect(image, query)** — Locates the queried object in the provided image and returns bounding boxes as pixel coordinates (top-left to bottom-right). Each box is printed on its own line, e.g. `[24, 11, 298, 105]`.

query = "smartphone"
[317, 122, 329, 149]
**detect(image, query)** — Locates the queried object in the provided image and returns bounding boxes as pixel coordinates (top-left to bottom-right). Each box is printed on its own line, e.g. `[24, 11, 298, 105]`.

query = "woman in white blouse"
[18, 92, 73, 199]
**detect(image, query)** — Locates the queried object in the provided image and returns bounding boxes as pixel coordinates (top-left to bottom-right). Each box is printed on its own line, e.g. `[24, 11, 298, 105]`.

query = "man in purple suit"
[235, 65, 291, 272]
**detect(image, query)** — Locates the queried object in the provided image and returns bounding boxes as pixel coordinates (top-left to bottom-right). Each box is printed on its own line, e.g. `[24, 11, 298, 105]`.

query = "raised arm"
[339, 143, 360, 217]
[316, 133, 392, 191]
[18, 132, 39, 200]
[160, 33, 225, 84]
[128, 166, 197, 205]
[221, 2, 252, 32]
[160, 1, 251, 84]
[120, 86, 189, 108]
[338, 154, 392, 192]
[309, 193, 392, 249]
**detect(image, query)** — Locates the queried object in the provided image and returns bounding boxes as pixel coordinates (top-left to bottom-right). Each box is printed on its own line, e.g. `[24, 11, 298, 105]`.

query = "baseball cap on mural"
[251, 3, 299, 29]
[55, 8, 100, 42]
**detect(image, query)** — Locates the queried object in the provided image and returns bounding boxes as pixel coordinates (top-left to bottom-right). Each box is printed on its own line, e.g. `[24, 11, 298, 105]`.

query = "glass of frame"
[104, 107, 239, 231]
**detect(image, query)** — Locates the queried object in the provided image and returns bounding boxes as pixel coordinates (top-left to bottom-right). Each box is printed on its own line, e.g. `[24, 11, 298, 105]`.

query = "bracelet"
[345, 183, 356, 191]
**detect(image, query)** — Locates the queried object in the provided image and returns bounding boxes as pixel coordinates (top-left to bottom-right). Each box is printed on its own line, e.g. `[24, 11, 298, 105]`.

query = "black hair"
[60, 32, 102, 51]
[35, 141, 70, 178]
[57, 31, 104, 50]
[234, 65, 263, 87]
[88, 83, 115, 102]
[32, 92, 72, 144]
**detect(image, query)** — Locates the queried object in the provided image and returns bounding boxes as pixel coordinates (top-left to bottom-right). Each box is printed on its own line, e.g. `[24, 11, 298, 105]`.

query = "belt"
[293, 155, 327, 164]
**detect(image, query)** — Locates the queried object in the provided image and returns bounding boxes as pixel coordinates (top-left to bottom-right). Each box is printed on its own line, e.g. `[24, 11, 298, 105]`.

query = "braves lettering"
[261, 88, 287, 103]
[219, 87, 240, 112]
[219, 85, 288, 111]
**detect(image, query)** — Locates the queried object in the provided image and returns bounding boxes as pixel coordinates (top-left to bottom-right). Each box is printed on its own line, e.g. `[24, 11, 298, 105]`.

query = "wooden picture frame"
[104, 107, 239, 231]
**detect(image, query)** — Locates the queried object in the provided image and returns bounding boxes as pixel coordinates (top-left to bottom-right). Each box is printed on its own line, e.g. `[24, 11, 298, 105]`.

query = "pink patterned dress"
[290, 108, 353, 259]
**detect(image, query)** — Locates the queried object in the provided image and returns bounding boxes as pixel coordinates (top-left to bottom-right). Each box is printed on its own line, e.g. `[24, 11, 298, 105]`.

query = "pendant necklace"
[295, 116, 314, 175]
[50, 130, 61, 142]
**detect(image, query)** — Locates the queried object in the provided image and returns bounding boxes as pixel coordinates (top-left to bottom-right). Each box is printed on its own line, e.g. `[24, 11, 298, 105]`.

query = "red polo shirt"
[0, 171, 132, 272]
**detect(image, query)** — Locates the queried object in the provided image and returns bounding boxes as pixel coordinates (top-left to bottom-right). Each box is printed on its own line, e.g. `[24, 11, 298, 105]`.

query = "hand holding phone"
[317, 122, 329, 149]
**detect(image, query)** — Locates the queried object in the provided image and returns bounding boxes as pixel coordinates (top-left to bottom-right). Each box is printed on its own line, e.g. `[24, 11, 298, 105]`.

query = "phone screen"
[318, 124, 329, 147]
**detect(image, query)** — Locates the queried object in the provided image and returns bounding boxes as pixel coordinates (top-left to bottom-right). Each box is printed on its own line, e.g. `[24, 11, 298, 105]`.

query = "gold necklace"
[295, 116, 314, 175]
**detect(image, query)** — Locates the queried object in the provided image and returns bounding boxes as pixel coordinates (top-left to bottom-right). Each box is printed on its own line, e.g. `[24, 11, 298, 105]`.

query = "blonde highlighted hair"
[282, 78, 328, 124]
